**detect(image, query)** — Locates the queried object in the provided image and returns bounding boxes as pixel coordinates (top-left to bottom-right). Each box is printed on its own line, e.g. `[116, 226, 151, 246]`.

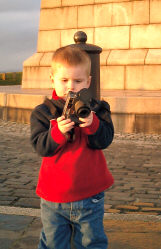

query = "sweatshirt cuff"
[50, 123, 67, 145]
[82, 113, 100, 135]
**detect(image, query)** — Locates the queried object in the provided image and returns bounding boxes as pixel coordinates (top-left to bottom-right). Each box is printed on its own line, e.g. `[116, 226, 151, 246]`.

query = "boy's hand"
[79, 112, 93, 128]
[57, 116, 75, 135]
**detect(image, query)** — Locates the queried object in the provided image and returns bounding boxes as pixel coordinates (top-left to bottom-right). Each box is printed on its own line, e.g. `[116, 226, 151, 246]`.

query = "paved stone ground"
[0, 120, 161, 215]
[0, 211, 161, 249]
[1, 211, 161, 249]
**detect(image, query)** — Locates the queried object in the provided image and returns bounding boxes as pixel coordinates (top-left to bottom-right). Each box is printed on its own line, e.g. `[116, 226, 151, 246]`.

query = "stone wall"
[22, 0, 161, 91]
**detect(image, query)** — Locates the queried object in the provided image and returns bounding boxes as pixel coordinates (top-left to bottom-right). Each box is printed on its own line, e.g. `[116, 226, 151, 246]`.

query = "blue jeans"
[38, 192, 108, 249]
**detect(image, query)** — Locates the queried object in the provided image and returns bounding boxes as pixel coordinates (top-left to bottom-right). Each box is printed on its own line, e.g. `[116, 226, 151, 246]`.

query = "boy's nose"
[68, 80, 74, 91]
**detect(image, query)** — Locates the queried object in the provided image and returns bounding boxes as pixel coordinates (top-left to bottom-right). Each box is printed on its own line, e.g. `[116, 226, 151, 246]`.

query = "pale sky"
[0, 0, 41, 72]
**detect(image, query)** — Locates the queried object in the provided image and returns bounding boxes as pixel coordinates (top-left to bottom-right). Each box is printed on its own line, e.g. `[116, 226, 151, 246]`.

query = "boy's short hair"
[51, 46, 91, 76]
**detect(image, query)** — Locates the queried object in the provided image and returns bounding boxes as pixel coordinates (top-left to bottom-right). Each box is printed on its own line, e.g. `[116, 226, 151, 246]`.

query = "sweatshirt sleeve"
[30, 104, 67, 157]
[82, 101, 114, 150]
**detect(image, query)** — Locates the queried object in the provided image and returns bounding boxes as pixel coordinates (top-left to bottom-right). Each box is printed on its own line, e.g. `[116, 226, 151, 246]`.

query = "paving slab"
[0, 207, 161, 249]
[104, 213, 161, 249]
[0, 213, 36, 249]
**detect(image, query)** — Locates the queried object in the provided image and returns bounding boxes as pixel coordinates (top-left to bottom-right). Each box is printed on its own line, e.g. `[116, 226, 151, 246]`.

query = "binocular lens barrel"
[75, 100, 91, 118]
[77, 107, 91, 118]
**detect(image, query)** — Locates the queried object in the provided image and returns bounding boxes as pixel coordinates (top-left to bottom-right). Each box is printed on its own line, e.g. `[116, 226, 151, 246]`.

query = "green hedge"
[0, 72, 22, 85]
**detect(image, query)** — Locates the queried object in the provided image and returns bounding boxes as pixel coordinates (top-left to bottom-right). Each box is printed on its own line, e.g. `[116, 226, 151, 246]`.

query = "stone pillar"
[70, 31, 102, 99]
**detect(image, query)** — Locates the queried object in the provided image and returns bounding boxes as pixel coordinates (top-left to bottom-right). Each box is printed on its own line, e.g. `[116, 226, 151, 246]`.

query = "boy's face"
[50, 63, 91, 100]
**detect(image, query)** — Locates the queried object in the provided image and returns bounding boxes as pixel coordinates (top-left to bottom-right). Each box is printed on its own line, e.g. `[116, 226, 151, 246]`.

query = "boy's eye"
[75, 80, 82, 83]
[61, 79, 68, 82]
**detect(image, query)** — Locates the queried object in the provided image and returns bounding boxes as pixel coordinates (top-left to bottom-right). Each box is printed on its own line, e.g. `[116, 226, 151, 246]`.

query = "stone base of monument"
[0, 86, 161, 134]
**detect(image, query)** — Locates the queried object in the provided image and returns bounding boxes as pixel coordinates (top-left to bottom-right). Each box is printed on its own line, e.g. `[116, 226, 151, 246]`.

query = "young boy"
[30, 46, 114, 249]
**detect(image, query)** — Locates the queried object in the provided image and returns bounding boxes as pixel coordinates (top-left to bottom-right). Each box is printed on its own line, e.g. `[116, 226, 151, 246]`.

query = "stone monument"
[22, 0, 161, 92]
[20, 0, 161, 133]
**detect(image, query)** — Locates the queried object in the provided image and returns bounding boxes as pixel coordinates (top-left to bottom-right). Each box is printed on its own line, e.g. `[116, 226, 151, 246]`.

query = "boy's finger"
[58, 116, 70, 123]
[60, 119, 73, 125]
[57, 116, 65, 122]
[64, 122, 75, 127]
[79, 117, 88, 122]
[79, 122, 88, 128]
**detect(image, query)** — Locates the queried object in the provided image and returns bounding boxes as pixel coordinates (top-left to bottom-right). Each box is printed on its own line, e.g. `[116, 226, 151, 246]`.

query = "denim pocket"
[91, 192, 104, 203]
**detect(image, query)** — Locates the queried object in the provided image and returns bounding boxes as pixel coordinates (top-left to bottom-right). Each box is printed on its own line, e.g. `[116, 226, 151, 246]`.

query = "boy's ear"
[50, 73, 55, 88]
[50, 73, 54, 81]
[87, 76, 92, 88]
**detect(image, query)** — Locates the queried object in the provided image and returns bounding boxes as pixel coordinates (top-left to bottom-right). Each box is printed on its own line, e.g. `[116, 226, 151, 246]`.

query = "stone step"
[1, 86, 161, 113]
[0, 86, 161, 133]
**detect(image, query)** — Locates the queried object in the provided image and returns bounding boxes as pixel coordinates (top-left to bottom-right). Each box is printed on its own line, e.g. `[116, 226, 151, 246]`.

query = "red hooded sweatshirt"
[30, 90, 114, 202]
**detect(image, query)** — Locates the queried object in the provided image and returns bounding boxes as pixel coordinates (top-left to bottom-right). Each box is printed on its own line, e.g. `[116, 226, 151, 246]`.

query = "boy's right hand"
[57, 116, 75, 135]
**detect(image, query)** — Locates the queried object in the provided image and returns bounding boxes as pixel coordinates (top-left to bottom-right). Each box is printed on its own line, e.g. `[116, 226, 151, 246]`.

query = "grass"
[0, 72, 22, 86]
[0, 80, 21, 86]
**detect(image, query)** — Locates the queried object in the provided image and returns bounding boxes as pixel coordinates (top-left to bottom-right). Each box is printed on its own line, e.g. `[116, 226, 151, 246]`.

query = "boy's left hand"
[79, 112, 93, 128]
